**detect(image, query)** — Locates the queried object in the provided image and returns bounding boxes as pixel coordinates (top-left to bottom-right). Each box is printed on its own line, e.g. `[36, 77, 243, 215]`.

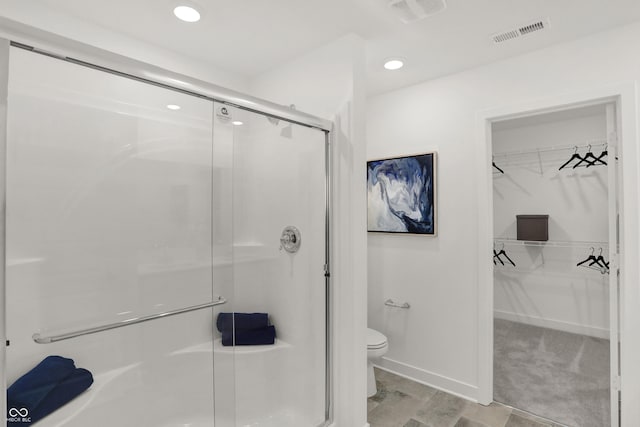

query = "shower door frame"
[0, 18, 334, 427]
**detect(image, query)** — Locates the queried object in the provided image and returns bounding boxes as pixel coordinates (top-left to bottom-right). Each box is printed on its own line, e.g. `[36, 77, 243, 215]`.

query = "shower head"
[266, 105, 296, 127]
[281, 124, 292, 138]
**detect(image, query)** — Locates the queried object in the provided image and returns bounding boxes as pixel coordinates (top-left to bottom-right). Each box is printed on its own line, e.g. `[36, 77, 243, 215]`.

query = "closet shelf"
[494, 238, 608, 248]
[493, 140, 607, 159]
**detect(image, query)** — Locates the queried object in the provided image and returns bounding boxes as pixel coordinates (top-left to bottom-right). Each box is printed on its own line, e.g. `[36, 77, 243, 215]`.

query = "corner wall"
[367, 20, 640, 423]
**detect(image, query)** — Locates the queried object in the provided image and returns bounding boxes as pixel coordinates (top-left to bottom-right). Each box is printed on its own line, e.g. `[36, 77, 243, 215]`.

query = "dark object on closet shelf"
[516, 215, 549, 241]
[492, 161, 504, 174]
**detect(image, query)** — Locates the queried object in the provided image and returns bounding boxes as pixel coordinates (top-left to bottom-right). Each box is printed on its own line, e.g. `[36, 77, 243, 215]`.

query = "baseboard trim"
[375, 357, 478, 402]
[494, 309, 609, 339]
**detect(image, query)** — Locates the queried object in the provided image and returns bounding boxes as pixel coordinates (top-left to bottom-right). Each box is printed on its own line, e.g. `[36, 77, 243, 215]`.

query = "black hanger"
[588, 247, 608, 270]
[495, 243, 516, 266]
[493, 161, 504, 174]
[572, 145, 599, 169]
[493, 247, 504, 265]
[497, 249, 516, 266]
[578, 247, 610, 274]
[577, 247, 599, 267]
[559, 146, 582, 170]
[587, 145, 608, 168]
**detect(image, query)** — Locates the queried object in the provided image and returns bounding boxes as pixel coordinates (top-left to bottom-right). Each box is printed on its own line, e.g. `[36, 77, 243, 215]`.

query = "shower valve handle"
[280, 226, 301, 253]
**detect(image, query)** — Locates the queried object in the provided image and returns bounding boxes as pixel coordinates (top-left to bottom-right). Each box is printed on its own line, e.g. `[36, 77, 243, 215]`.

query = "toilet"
[367, 328, 389, 397]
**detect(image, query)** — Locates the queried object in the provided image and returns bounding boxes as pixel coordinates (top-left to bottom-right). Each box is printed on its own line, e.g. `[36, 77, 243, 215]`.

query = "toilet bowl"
[367, 328, 389, 397]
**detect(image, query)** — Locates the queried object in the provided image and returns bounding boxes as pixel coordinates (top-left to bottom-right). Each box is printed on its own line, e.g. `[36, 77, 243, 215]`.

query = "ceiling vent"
[492, 18, 550, 44]
[388, 0, 447, 24]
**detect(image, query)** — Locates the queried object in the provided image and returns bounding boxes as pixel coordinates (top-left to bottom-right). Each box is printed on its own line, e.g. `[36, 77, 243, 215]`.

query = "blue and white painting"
[367, 153, 436, 235]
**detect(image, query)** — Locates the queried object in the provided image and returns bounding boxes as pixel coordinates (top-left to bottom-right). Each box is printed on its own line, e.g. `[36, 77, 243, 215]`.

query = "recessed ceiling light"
[173, 5, 201, 22]
[232, 120, 244, 126]
[383, 58, 404, 71]
[166, 104, 181, 110]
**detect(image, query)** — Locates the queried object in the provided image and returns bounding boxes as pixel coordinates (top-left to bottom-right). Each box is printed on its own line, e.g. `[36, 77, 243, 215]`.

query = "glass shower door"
[212, 103, 328, 427]
[5, 47, 220, 426]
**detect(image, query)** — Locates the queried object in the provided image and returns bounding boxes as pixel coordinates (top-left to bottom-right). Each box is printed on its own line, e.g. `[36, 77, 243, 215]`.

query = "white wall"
[493, 111, 610, 338]
[367, 20, 640, 421]
[0, 1, 248, 92]
[250, 34, 368, 427]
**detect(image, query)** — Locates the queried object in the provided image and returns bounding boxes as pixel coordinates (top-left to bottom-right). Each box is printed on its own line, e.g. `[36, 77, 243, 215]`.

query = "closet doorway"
[490, 102, 619, 427]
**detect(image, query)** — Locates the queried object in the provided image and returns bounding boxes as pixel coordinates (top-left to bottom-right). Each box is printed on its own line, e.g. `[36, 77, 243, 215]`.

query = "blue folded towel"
[7, 356, 93, 425]
[7, 356, 76, 411]
[221, 325, 276, 346]
[27, 368, 94, 425]
[216, 312, 269, 332]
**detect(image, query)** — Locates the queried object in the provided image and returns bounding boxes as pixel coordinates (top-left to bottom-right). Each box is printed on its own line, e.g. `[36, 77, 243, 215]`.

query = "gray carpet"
[494, 319, 611, 427]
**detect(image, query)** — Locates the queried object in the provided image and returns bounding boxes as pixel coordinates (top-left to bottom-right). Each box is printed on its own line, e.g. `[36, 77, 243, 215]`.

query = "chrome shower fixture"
[280, 226, 301, 253]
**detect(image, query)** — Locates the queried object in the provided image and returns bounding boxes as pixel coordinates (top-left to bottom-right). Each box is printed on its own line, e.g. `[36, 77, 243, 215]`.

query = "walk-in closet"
[491, 103, 619, 427]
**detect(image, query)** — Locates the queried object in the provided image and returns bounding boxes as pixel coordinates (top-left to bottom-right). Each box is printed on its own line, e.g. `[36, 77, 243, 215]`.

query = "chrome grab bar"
[384, 299, 410, 309]
[32, 296, 227, 344]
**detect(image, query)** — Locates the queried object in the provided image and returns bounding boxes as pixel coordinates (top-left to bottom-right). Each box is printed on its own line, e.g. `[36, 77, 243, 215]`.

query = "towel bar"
[32, 296, 227, 344]
[384, 299, 410, 309]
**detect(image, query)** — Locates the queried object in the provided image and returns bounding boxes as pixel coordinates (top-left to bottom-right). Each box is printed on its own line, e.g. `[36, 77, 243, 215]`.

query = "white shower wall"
[6, 46, 218, 424]
[250, 34, 369, 427]
[492, 110, 610, 337]
[212, 105, 328, 426]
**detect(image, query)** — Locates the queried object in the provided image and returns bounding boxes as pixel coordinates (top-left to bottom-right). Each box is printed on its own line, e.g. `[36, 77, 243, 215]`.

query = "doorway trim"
[475, 82, 639, 426]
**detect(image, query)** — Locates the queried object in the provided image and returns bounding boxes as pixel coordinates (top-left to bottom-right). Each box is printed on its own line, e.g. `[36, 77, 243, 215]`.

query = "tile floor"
[367, 367, 566, 427]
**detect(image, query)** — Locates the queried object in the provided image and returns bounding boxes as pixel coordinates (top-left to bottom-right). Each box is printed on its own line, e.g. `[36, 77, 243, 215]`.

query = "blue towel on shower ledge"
[7, 356, 76, 412]
[221, 325, 276, 346]
[216, 312, 270, 333]
[26, 368, 94, 425]
[7, 356, 93, 425]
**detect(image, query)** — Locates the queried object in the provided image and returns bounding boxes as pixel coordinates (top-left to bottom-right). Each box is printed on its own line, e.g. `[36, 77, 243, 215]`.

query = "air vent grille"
[492, 18, 550, 44]
[388, 0, 447, 24]
[519, 21, 545, 35]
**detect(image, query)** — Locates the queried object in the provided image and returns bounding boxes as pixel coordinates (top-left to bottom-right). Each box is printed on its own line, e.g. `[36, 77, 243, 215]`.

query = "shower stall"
[0, 22, 332, 427]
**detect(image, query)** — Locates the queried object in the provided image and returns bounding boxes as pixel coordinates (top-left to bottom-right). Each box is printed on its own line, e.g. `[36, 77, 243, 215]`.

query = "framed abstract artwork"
[367, 152, 437, 235]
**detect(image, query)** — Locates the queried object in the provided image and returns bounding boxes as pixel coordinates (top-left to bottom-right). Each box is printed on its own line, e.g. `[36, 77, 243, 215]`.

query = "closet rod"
[494, 238, 609, 249]
[493, 140, 607, 159]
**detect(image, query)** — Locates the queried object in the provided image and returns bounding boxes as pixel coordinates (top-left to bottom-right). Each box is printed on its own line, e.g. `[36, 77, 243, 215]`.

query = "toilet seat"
[367, 328, 388, 350]
[367, 328, 389, 397]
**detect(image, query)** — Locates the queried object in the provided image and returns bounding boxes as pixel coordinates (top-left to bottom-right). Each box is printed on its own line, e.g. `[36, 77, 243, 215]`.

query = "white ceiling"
[26, 0, 640, 94]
